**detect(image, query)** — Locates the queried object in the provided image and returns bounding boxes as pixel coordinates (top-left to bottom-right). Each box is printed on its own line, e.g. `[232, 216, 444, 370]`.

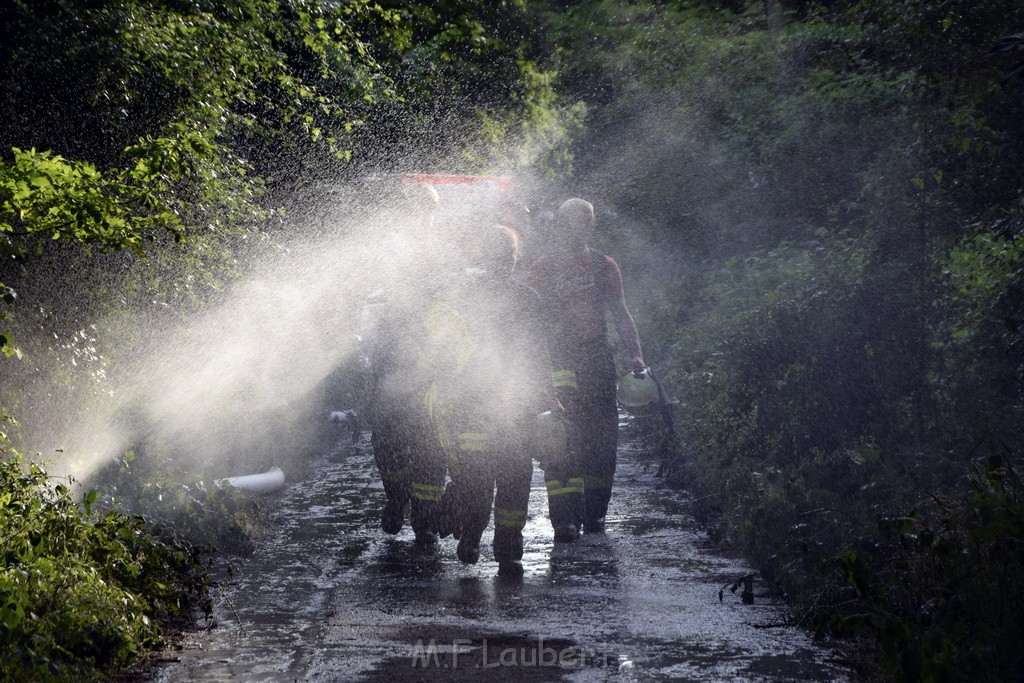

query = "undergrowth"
[0, 444, 212, 681]
[686, 449, 1024, 682]
[91, 450, 271, 556]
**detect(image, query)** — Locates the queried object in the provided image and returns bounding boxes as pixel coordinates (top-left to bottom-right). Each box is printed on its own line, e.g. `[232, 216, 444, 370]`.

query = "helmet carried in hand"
[617, 367, 660, 414]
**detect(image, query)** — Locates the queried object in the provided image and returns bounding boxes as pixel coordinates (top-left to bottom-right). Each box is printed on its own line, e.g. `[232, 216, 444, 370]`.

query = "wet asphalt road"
[153, 431, 848, 682]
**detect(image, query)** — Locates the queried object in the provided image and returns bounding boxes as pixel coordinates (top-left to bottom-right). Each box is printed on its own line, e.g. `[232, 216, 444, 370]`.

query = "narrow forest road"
[152, 429, 848, 682]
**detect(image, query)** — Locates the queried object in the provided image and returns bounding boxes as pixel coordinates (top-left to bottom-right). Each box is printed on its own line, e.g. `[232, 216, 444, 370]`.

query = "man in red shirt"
[527, 198, 645, 541]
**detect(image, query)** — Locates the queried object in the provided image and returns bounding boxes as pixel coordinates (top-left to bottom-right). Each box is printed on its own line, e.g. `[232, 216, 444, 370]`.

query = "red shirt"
[527, 248, 642, 361]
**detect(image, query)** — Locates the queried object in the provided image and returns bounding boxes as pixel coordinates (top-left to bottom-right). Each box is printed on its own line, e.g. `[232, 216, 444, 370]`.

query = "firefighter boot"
[410, 485, 444, 546]
[457, 509, 489, 565]
[583, 477, 613, 534]
[381, 495, 407, 535]
[436, 482, 461, 539]
[457, 532, 482, 564]
[546, 476, 584, 543]
[493, 526, 525, 578]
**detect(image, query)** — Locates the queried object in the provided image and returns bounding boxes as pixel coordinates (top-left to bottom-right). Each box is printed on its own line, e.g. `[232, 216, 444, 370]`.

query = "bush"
[0, 448, 209, 681]
[91, 449, 270, 555]
[801, 455, 1024, 681]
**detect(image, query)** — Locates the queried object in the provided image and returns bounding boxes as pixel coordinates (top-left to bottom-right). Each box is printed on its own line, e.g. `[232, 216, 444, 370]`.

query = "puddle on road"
[152, 435, 848, 682]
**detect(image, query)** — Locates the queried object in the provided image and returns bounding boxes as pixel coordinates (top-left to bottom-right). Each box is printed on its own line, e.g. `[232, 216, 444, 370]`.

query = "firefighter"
[425, 221, 550, 576]
[362, 183, 450, 545]
[527, 198, 646, 540]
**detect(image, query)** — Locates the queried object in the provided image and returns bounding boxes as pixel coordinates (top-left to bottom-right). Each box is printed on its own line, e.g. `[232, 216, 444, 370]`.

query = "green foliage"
[0, 0, 399, 237]
[0, 0, 398, 372]
[547, 0, 1024, 247]
[464, 61, 587, 176]
[803, 456, 1024, 681]
[0, 147, 182, 251]
[671, 235, 883, 476]
[339, 0, 584, 176]
[665, 222, 1022, 679]
[942, 208, 1024, 359]
[0, 0, 576, 369]
[374, 0, 537, 102]
[0, 0, 396, 159]
[547, 0, 1024, 679]
[92, 450, 269, 555]
[0, 447, 209, 681]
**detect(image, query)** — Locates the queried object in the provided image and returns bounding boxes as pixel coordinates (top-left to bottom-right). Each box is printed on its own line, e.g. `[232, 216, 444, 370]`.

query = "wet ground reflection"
[152, 435, 847, 682]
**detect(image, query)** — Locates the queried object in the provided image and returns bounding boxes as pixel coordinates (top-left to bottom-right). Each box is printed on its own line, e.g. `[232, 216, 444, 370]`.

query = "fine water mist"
[20, 174, 541, 486]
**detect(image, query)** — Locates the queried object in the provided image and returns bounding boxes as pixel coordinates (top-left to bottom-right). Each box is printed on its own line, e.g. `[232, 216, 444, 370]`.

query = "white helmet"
[534, 410, 567, 461]
[617, 368, 660, 414]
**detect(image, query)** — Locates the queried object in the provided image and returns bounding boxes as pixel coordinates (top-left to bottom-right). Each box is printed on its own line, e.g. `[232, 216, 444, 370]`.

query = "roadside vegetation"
[548, 1, 1024, 679]
[0, 438, 209, 681]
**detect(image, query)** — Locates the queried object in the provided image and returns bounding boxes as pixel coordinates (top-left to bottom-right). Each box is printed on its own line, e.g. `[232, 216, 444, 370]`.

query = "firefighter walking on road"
[361, 183, 451, 545]
[425, 222, 551, 576]
[527, 198, 646, 541]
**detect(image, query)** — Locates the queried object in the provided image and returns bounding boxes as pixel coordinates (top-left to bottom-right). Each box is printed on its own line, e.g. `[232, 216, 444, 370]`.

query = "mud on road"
[153, 433, 848, 682]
